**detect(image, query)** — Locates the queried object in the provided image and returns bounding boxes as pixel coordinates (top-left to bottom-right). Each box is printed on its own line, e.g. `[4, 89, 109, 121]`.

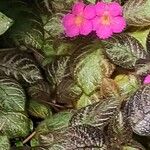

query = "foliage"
[0, 0, 149, 149]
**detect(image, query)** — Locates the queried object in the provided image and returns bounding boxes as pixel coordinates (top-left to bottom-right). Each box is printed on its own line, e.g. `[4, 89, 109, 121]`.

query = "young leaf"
[0, 50, 43, 84]
[70, 98, 120, 129]
[39, 125, 108, 150]
[0, 76, 25, 112]
[0, 111, 32, 138]
[0, 12, 13, 35]
[114, 74, 140, 98]
[103, 34, 148, 69]
[123, 0, 150, 26]
[125, 84, 150, 136]
[0, 135, 10, 150]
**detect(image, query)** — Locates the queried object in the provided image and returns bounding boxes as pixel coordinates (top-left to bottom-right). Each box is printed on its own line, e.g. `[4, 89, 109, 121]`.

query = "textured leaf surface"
[28, 80, 52, 104]
[0, 50, 43, 84]
[103, 34, 147, 69]
[32, 111, 73, 145]
[46, 56, 70, 88]
[125, 85, 150, 136]
[0, 135, 10, 150]
[108, 111, 133, 149]
[135, 59, 150, 76]
[100, 78, 120, 99]
[39, 125, 108, 150]
[0, 76, 25, 112]
[146, 30, 150, 53]
[71, 44, 115, 95]
[70, 98, 120, 128]
[114, 74, 140, 98]
[0, 12, 13, 35]
[28, 100, 52, 119]
[0, 111, 32, 138]
[123, 0, 150, 26]
[56, 77, 82, 105]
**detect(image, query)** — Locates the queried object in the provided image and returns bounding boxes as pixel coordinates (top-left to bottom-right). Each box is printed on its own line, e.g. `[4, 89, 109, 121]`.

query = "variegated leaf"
[70, 43, 115, 95]
[0, 76, 25, 112]
[103, 34, 148, 69]
[0, 12, 13, 35]
[28, 80, 52, 103]
[108, 111, 133, 149]
[46, 56, 70, 88]
[123, 0, 150, 26]
[125, 84, 150, 136]
[70, 98, 120, 128]
[39, 125, 108, 150]
[0, 135, 10, 150]
[0, 50, 43, 84]
[56, 77, 82, 105]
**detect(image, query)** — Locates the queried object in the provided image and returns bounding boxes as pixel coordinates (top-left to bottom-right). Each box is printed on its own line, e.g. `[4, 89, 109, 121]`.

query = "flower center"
[101, 12, 111, 25]
[75, 15, 84, 26]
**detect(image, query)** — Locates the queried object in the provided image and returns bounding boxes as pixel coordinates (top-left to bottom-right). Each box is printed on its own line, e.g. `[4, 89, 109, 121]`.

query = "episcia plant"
[0, 0, 150, 149]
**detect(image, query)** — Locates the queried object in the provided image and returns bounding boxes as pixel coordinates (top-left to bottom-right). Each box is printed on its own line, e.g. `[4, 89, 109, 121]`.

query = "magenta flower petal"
[96, 25, 113, 39]
[72, 2, 85, 15]
[95, 2, 108, 16]
[92, 16, 100, 31]
[80, 20, 93, 35]
[65, 25, 80, 37]
[109, 2, 122, 16]
[83, 4, 96, 19]
[144, 75, 150, 84]
[62, 13, 75, 28]
[112, 16, 126, 33]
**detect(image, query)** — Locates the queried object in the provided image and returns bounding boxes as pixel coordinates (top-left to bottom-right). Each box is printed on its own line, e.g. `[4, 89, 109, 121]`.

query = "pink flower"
[144, 75, 150, 84]
[92, 2, 126, 39]
[62, 2, 95, 37]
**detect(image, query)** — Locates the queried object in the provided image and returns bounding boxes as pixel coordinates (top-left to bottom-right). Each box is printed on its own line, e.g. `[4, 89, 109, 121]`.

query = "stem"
[23, 131, 36, 144]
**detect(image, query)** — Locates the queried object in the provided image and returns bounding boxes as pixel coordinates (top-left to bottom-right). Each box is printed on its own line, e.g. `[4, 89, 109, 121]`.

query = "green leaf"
[28, 100, 52, 119]
[103, 34, 148, 69]
[0, 12, 13, 35]
[36, 111, 73, 132]
[114, 74, 140, 99]
[70, 98, 120, 129]
[125, 84, 150, 136]
[0, 76, 25, 112]
[0, 135, 10, 150]
[71, 43, 115, 95]
[42, 13, 64, 39]
[39, 125, 108, 149]
[123, 0, 150, 26]
[31, 111, 73, 147]
[0, 111, 32, 138]
[128, 27, 150, 49]
[50, 0, 75, 12]
[0, 50, 43, 84]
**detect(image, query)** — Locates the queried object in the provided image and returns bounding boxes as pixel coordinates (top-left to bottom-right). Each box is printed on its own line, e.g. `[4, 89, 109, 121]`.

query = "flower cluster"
[144, 75, 150, 84]
[62, 1, 126, 39]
